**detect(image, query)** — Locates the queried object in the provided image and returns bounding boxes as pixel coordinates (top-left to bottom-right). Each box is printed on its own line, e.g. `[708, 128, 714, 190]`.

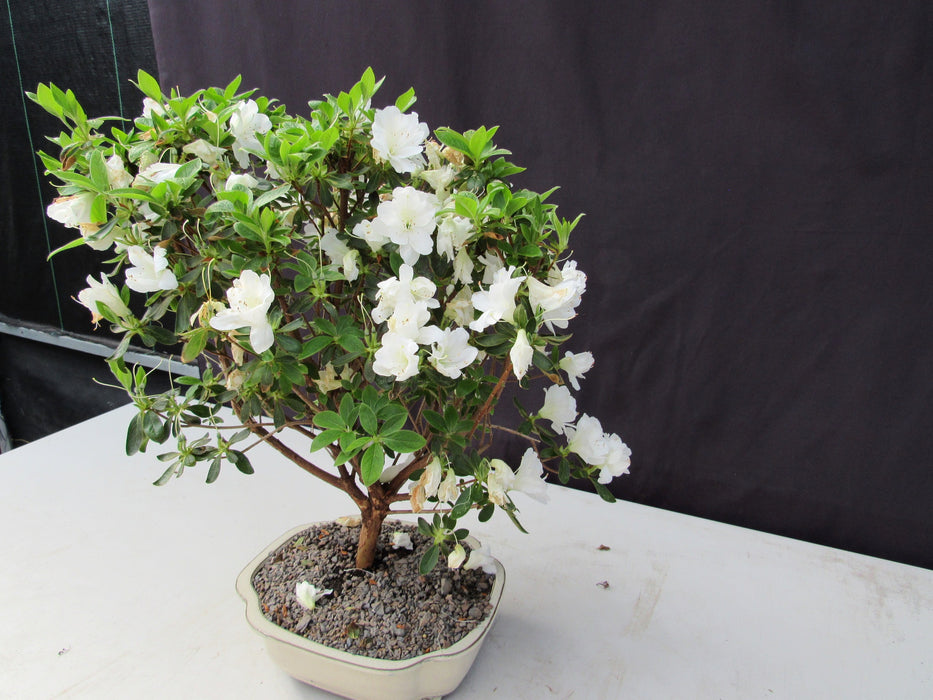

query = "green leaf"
[126, 413, 145, 455]
[89, 151, 109, 190]
[142, 411, 165, 441]
[298, 335, 332, 359]
[136, 69, 163, 101]
[434, 127, 471, 156]
[181, 328, 209, 363]
[419, 544, 440, 574]
[228, 449, 254, 475]
[153, 461, 178, 486]
[395, 87, 416, 112]
[338, 393, 357, 426]
[359, 403, 378, 436]
[423, 410, 445, 432]
[593, 481, 617, 503]
[206, 456, 222, 484]
[46, 235, 88, 260]
[382, 430, 426, 453]
[310, 428, 344, 453]
[360, 443, 385, 486]
[478, 503, 495, 522]
[312, 410, 345, 431]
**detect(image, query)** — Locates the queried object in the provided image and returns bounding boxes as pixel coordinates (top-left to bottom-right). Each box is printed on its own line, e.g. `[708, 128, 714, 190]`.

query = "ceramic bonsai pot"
[236, 522, 505, 700]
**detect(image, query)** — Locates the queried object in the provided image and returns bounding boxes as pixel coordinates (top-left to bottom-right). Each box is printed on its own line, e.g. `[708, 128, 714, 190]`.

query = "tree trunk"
[355, 504, 388, 570]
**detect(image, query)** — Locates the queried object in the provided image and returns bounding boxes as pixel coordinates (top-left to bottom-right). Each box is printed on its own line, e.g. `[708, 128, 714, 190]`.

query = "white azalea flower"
[385, 300, 432, 341]
[512, 448, 549, 503]
[422, 326, 478, 379]
[133, 162, 188, 188]
[390, 531, 414, 550]
[527, 259, 587, 331]
[76, 274, 132, 324]
[435, 215, 473, 261]
[295, 581, 332, 610]
[371, 106, 430, 173]
[469, 266, 526, 332]
[318, 227, 361, 282]
[351, 219, 390, 251]
[452, 247, 474, 285]
[464, 541, 497, 575]
[105, 154, 133, 189]
[182, 139, 226, 165]
[510, 330, 534, 380]
[559, 350, 594, 390]
[372, 264, 438, 323]
[124, 246, 178, 293]
[371, 186, 438, 266]
[565, 414, 611, 467]
[230, 99, 272, 168]
[598, 433, 632, 484]
[480, 251, 504, 285]
[224, 172, 259, 191]
[47, 192, 94, 228]
[141, 97, 165, 118]
[486, 458, 514, 506]
[538, 384, 577, 435]
[372, 331, 420, 381]
[209, 270, 276, 353]
[420, 163, 456, 197]
[447, 543, 467, 569]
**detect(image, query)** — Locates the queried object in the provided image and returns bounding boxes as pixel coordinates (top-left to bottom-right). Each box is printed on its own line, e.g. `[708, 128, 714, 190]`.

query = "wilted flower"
[390, 531, 414, 550]
[447, 543, 467, 569]
[436, 468, 459, 504]
[295, 581, 332, 610]
[105, 154, 132, 189]
[464, 540, 497, 575]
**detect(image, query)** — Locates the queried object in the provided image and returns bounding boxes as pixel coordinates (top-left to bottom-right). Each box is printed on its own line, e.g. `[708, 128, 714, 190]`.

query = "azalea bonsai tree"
[30, 69, 631, 572]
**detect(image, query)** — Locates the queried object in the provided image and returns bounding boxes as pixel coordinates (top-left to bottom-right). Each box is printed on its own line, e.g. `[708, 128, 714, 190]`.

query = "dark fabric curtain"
[1, 0, 158, 332]
[9, 0, 931, 568]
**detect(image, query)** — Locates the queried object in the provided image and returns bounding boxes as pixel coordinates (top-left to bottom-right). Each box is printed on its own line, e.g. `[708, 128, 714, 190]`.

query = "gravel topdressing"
[250, 522, 496, 660]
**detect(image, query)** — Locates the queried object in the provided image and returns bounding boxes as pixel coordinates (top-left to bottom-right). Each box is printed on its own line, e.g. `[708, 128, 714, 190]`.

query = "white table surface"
[2, 404, 932, 699]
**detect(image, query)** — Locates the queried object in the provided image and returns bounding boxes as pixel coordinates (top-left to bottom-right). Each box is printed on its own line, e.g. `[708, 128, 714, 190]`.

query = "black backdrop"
[4, 1, 932, 569]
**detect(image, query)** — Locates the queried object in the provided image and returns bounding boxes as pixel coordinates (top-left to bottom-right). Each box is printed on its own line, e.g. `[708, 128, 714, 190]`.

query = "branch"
[246, 419, 346, 491]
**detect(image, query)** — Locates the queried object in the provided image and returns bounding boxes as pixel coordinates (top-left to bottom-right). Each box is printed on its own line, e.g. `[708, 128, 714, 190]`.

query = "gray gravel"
[250, 522, 495, 660]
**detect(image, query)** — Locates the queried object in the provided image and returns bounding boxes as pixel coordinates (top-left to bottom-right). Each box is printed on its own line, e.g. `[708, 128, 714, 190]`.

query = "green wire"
[5, 0, 64, 329]
[105, 0, 125, 120]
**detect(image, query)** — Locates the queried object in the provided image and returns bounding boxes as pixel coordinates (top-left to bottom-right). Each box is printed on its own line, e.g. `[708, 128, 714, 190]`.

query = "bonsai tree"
[31, 69, 631, 571]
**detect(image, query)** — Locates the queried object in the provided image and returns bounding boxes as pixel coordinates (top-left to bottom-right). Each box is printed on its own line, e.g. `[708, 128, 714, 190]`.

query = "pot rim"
[235, 520, 506, 672]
